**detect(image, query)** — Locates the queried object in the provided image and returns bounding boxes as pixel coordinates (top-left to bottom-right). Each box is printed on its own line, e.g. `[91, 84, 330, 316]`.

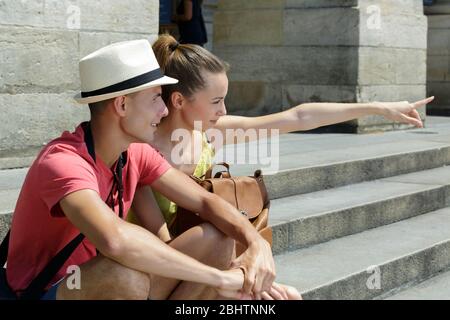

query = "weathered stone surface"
[427, 55, 449, 82]
[282, 85, 357, 107]
[203, 0, 217, 51]
[79, 32, 157, 57]
[215, 0, 427, 131]
[0, 26, 79, 94]
[359, 10, 427, 49]
[284, 7, 359, 47]
[359, 0, 424, 15]
[0, 1, 159, 151]
[428, 15, 450, 29]
[215, 5, 426, 49]
[0, 0, 45, 27]
[0, 0, 159, 33]
[217, 46, 359, 85]
[426, 4, 450, 116]
[358, 47, 427, 85]
[219, 0, 422, 14]
[428, 28, 450, 56]
[218, 0, 359, 10]
[424, 0, 450, 15]
[214, 10, 283, 46]
[0, 93, 89, 151]
[225, 82, 282, 116]
[357, 85, 427, 103]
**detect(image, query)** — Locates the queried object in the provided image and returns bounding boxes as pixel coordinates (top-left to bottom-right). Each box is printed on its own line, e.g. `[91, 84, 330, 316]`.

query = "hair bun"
[169, 41, 180, 52]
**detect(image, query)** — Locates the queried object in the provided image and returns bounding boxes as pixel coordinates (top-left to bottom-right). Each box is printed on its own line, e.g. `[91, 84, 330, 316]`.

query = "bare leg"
[56, 222, 235, 300]
[150, 222, 236, 300]
[56, 255, 150, 300]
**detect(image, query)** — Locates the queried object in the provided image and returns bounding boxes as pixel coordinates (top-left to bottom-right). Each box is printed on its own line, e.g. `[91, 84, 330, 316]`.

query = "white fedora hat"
[74, 39, 178, 104]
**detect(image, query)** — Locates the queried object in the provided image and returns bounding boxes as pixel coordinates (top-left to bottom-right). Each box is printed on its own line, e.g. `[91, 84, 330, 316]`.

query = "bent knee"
[93, 256, 150, 299]
[200, 223, 235, 248]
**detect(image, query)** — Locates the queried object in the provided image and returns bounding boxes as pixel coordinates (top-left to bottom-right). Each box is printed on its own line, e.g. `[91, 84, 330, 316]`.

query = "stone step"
[3, 164, 450, 257]
[383, 268, 450, 300]
[0, 168, 28, 191]
[274, 207, 450, 300]
[270, 165, 450, 254]
[4, 118, 450, 199]
[0, 147, 42, 170]
[223, 122, 450, 199]
[0, 168, 27, 238]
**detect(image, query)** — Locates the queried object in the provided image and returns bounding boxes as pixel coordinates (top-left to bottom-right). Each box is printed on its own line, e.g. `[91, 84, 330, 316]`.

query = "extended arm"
[215, 97, 434, 145]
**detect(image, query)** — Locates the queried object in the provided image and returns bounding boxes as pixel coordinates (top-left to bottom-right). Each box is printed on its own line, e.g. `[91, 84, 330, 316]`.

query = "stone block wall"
[425, 0, 450, 115]
[0, 0, 159, 157]
[213, 0, 427, 133]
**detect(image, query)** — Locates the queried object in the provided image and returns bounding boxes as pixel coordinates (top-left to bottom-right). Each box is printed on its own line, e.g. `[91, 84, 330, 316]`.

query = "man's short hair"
[88, 99, 113, 116]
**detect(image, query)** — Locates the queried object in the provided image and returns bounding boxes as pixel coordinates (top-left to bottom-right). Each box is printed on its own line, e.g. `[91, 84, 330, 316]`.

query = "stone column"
[203, 0, 219, 52]
[0, 0, 159, 167]
[213, 0, 427, 133]
[425, 0, 450, 115]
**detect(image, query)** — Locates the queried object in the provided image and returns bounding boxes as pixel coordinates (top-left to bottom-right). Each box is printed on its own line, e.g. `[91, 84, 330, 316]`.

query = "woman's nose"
[218, 102, 227, 116]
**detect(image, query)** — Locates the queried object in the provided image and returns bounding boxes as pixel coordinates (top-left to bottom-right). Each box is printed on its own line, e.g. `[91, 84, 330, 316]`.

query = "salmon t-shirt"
[6, 122, 171, 294]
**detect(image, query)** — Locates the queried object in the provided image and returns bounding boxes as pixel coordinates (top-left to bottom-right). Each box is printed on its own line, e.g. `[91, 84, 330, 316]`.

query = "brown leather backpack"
[174, 163, 273, 248]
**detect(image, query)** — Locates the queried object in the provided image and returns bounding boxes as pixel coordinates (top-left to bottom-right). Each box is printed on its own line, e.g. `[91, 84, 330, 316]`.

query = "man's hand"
[230, 237, 275, 300]
[215, 268, 253, 299]
[377, 96, 434, 128]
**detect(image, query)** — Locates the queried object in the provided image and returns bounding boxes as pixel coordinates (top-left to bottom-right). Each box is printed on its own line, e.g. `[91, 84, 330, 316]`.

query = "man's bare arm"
[151, 168, 276, 298]
[59, 189, 243, 291]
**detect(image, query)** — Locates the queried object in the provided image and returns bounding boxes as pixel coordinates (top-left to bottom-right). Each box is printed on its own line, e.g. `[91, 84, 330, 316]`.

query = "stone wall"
[213, 0, 427, 133]
[0, 0, 159, 158]
[203, 0, 218, 52]
[425, 0, 450, 115]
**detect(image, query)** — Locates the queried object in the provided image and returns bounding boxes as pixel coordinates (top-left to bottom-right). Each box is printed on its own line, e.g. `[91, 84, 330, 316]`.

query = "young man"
[1, 40, 274, 300]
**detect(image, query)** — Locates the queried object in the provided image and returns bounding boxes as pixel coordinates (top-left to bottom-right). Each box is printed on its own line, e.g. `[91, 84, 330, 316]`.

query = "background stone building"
[213, 0, 428, 133]
[425, 0, 450, 115]
[0, 0, 159, 167]
[1, 0, 449, 161]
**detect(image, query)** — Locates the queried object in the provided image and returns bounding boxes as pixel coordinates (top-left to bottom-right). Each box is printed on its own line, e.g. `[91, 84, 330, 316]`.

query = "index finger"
[413, 96, 435, 108]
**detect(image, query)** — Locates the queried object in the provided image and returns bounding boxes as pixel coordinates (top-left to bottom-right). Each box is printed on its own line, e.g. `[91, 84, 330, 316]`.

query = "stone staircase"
[3, 116, 450, 299]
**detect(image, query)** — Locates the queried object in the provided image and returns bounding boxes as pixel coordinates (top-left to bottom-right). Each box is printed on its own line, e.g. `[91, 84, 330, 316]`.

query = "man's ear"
[170, 92, 187, 111]
[112, 96, 127, 116]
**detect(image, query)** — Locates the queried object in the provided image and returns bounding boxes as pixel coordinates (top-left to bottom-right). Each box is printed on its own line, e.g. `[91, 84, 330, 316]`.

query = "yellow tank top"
[127, 133, 215, 227]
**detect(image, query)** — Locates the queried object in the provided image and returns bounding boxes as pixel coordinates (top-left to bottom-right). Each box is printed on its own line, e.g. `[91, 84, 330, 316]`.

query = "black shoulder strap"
[18, 123, 97, 299]
[0, 121, 126, 299]
[19, 233, 85, 300]
[0, 230, 10, 268]
[82, 121, 96, 162]
[0, 225, 86, 300]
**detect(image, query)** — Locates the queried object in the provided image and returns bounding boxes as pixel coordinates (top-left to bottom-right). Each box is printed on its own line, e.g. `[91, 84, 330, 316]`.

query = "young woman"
[129, 34, 433, 300]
